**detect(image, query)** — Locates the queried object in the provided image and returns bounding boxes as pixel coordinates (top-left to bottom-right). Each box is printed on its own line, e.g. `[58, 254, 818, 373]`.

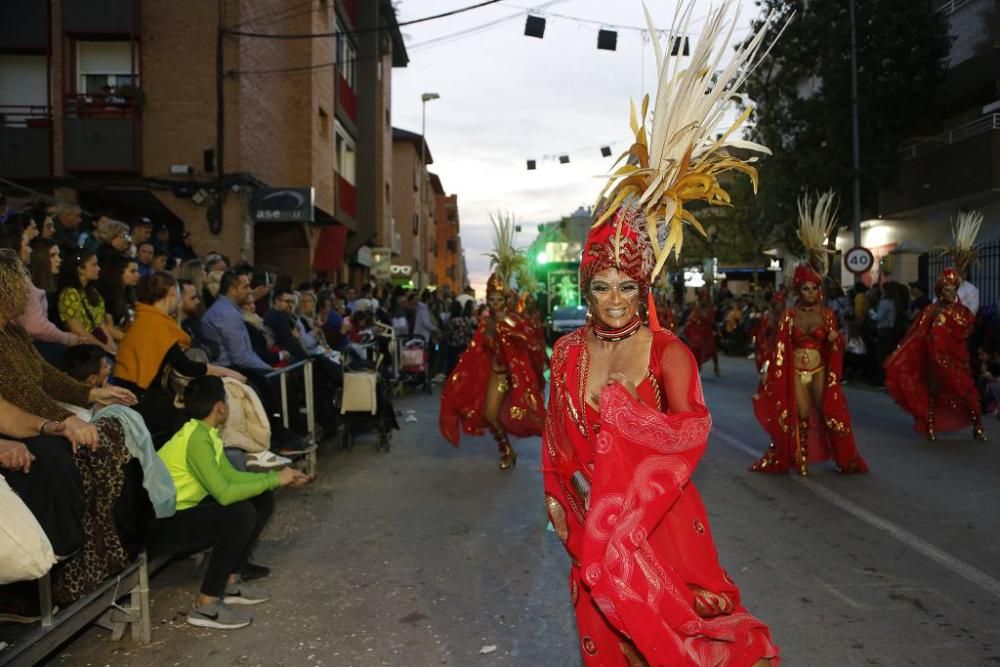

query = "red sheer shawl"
[439, 315, 545, 446]
[542, 327, 778, 665]
[885, 302, 978, 435]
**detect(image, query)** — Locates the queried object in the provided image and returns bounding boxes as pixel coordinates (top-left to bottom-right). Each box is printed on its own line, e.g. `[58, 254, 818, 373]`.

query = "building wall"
[434, 193, 460, 291]
[391, 141, 418, 283]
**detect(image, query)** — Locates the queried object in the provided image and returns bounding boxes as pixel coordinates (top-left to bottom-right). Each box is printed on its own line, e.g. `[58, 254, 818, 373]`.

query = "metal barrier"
[265, 359, 317, 475]
[927, 240, 1000, 309]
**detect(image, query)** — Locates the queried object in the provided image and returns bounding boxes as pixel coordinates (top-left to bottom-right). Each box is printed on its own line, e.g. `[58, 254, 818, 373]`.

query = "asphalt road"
[51, 356, 1000, 666]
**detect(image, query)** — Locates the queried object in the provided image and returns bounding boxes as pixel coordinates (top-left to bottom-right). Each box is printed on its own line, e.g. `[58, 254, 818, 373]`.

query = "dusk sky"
[391, 0, 755, 294]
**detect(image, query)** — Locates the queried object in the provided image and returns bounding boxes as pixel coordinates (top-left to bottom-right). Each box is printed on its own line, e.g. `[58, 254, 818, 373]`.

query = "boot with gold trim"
[972, 409, 988, 441]
[794, 418, 809, 477]
[489, 424, 517, 470]
[927, 398, 937, 441]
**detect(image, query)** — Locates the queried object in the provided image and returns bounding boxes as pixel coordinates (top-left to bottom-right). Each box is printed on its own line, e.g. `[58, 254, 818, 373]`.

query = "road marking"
[712, 428, 1000, 602]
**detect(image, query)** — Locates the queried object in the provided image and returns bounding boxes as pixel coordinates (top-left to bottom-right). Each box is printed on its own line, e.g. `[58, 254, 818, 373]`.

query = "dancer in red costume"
[683, 289, 720, 376]
[439, 219, 545, 469]
[543, 210, 779, 666]
[885, 268, 986, 441]
[541, 1, 784, 658]
[752, 292, 786, 373]
[751, 264, 869, 475]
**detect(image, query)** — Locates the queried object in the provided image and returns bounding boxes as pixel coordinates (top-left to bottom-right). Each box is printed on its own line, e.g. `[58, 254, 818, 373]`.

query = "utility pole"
[849, 0, 862, 248]
[420, 92, 439, 289]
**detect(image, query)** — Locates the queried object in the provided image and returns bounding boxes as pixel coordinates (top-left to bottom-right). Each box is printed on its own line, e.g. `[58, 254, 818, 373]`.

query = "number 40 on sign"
[844, 246, 874, 275]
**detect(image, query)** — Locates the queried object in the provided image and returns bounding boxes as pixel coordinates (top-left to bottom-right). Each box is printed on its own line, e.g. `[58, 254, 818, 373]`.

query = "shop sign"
[251, 187, 315, 223]
[356, 246, 372, 267]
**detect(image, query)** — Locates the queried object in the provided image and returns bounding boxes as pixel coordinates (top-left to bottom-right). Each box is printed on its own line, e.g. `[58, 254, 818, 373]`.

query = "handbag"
[341, 371, 378, 415]
[0, 476, 56, 584]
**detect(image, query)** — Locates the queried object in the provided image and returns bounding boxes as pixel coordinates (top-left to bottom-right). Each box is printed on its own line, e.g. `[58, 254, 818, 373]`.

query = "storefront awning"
[313, 224, 348, 272]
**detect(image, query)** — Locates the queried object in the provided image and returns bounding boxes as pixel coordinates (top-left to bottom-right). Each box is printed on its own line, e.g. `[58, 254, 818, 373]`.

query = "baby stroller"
[339, 341, 399, 452]
[399, 335, 432, 395]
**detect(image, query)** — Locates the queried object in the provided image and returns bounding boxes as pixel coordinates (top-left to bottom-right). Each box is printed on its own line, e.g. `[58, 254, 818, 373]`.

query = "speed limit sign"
[844, 246, 874, 275]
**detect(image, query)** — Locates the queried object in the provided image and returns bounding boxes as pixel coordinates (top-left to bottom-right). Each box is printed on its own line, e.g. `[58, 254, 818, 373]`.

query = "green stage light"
[536, 251, 549, 265]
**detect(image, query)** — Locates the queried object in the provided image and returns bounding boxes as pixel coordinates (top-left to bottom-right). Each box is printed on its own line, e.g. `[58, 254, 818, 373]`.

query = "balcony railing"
[899, 113, 999, 160]
[337, 73, 357, 122]
[0, 105, 53, 179]
[337, 175, 358, 220]
[63, 93, 141, 173]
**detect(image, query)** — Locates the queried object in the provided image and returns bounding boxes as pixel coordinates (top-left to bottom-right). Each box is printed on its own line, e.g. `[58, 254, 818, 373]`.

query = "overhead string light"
[526, 141, 620, 170]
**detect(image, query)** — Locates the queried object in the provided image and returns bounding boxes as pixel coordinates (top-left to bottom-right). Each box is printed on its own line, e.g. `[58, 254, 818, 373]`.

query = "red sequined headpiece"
[793, 263, 822, 289]
[935, 267, 962, 297]
[579, 206, 653, 290]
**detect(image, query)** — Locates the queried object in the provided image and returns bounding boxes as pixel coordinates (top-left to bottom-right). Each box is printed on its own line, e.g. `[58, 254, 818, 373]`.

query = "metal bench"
[0, 553, 163, 667]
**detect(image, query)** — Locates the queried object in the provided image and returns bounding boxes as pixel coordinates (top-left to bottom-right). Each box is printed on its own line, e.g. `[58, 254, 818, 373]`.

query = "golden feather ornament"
[797, 189, 838, 275]
[946, 209, 984, 277]
[593, 0, 788, 282]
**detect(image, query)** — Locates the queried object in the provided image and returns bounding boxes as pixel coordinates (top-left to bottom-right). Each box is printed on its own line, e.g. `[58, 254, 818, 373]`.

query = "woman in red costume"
[439, 221, 545, 469]
[885, 268, 985, 441]
[543, 211, 779, 666]
[751, 264, 869, 475]
[653, 293, 677, 333]
[682, 289, 720, 376]
[752, 293, 786, 373]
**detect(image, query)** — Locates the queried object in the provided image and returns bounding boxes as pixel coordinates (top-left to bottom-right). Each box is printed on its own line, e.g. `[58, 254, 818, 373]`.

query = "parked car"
[547, 305, 588, 345]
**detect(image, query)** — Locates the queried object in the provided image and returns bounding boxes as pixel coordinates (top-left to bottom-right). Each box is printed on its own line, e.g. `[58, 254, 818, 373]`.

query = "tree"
[742, 0, 951, 252]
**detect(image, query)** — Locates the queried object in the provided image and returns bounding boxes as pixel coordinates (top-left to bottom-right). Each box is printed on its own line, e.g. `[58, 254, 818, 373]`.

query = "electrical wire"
[227, 0, 319, 31]
[225, 0, 507, 40]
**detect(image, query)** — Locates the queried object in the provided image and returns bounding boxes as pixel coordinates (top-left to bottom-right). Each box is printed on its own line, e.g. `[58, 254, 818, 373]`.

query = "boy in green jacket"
[153, 375, 310, 629]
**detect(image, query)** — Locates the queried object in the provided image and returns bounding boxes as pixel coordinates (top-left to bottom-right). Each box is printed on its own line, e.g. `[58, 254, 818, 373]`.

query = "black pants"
[146, 491, 274, 598]
[876, 328, 897, 385]
[1, 435, 84, 557]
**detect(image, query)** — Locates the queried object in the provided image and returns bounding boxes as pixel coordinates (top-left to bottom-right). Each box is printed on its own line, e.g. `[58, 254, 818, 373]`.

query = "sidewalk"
[53, 389, 579, 667]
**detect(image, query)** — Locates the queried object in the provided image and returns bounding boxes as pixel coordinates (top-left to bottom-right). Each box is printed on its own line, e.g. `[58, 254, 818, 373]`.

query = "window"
[76, 41, 137, 95]
[412, 213, 419, 236]
[335, 120, 356, 184]
[335, 20, 357, 88]
[385, 183, 391, 204]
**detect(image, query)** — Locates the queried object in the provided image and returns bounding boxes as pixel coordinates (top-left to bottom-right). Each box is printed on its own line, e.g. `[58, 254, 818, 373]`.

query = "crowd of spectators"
[0, 198, 466, 634]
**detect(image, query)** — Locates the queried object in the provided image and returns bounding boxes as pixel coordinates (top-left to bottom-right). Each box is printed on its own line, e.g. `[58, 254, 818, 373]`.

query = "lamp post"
[848, 0, 862, 248]
[419, 92, 440, 289]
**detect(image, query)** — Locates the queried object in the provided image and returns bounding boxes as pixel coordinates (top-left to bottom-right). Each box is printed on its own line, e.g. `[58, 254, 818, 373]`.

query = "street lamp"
[418, 92, 440, 288]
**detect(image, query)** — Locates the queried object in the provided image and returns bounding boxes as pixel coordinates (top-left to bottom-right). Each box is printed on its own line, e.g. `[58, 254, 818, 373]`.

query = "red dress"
[682, 306, 717, 369]
[752, 312, 779, 372]
[439, 314, 545, 445]
[885, 301, 978, 435]
[752, 307, 868, 473]
[542, 327, 780, 665]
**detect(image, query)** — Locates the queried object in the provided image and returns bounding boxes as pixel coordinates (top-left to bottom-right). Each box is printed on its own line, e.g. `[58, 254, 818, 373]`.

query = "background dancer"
[682, 288, 720, 376]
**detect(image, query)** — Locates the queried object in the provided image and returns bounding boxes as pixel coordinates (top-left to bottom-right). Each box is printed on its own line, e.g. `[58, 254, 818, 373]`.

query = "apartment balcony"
[880, 114, 999, 215]
[337, 74, 358, 123]
[63, 94, 141, 173]
[0, 0, 49, 51]
[62, 0, 137, 34]
[0, 105, 52, 179]
[337, 175, 358, 221]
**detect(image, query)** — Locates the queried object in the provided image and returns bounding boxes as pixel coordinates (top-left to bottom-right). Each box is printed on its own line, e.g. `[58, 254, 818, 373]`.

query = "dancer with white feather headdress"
[751, 190, 869, 476]
[885, 211, 987, 441]
[541, 1, 782, 664]
[438, 213, 545, 470]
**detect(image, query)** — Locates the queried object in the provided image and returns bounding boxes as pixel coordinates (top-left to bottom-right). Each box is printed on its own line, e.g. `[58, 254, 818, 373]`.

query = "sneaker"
[223, 580, 271, 606]
[245, 451, 293, 471]
[240, 561, 271, 581]
[186, 600, 252, 630]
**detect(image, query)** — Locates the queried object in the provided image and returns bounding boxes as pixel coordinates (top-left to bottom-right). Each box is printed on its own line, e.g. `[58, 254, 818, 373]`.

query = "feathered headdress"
[945, 210, 983, 278]
[592, 0, 786, 282]
[484, 211, 529, 294]
[797, 189, 838, 275]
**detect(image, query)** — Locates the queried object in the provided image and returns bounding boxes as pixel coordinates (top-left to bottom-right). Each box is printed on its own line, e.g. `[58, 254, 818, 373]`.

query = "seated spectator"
[151, 376, 310, 630]
[136, 241, 155, 277]
[57, 249, 115, 355]
[93, 218, 131, 268]
[58, 343, 113, 420]
[48, 201, 83, 250]
[153, 224, 171, 254]
[151, 247, 171, 273]
[179, 278, 221, 361]
[0, 248, 140, 605]
[96, 253, 140, 343]
[115, 272, 243, 444]
[130, 217, 153, 251]
[78, 211, 114, 253]
[202, 271, 309, 454]
[172, 230, 198, 261]
[242, 299, 283, 366]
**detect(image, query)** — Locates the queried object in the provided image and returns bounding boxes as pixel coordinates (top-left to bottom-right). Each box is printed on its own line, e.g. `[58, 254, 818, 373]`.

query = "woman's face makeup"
[589, 267, 640, 328]
[49, 246, 61, 274]
[799, 282, 819, 305]
[80, 256, 100, 283]
[941, 284, 957, 303]
[487, 292, 506, 314]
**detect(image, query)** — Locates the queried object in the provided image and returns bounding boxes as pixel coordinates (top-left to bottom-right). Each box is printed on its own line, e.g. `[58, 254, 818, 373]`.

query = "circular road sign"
[844, 246, 874, 275]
